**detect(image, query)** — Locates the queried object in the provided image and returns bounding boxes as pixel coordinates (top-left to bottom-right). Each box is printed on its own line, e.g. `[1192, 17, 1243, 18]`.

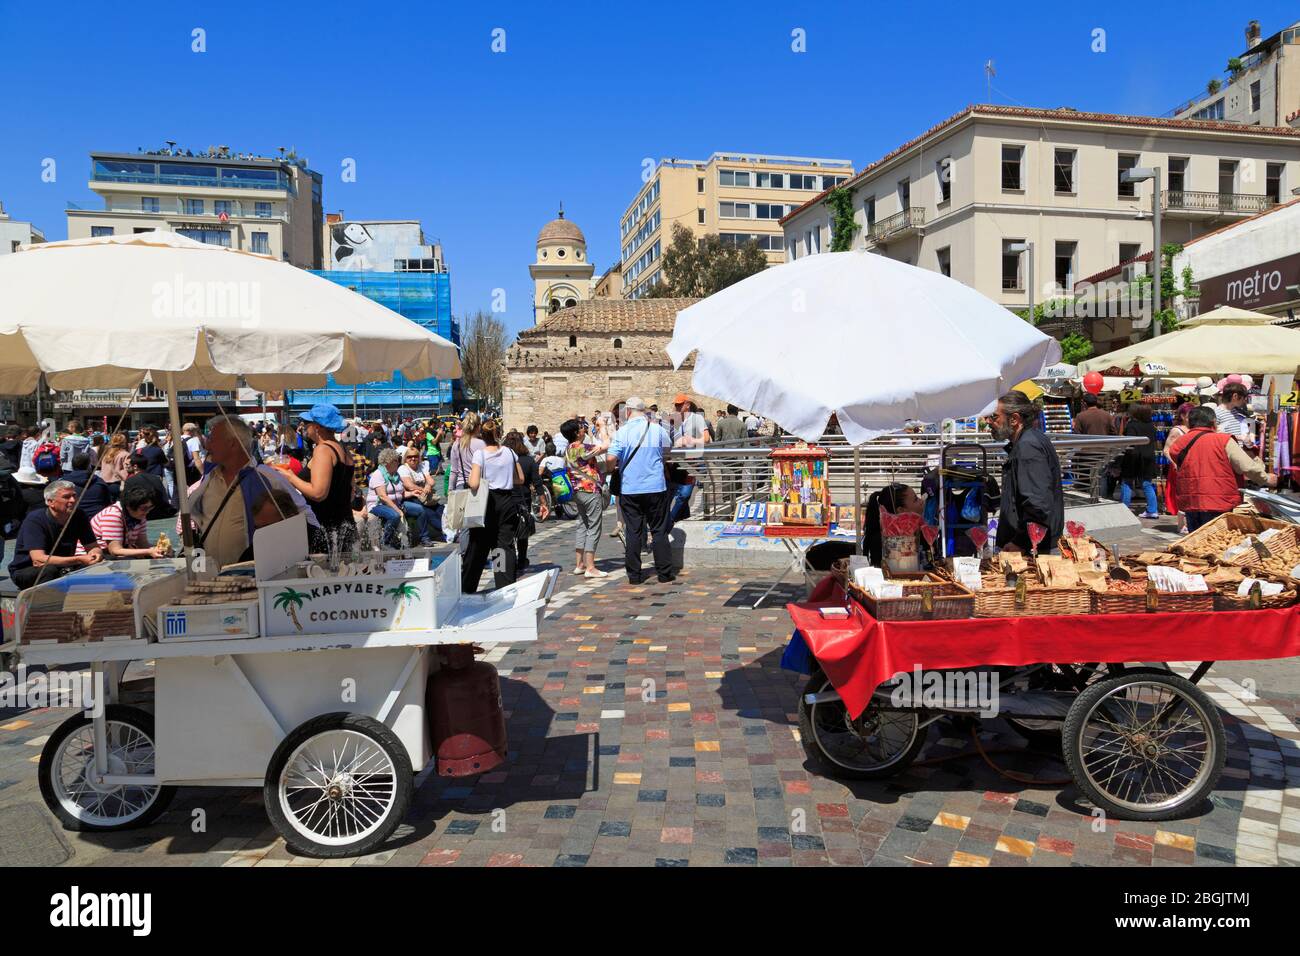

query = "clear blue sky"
[2, 2, 1295, 336]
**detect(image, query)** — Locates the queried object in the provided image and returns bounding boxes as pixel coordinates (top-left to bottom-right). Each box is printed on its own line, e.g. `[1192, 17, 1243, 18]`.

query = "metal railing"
[91, 171, 290, 191]
[664, 432, 1147, 520]
[1162, 190, 1277, 215]
[868, 207, 925, 242]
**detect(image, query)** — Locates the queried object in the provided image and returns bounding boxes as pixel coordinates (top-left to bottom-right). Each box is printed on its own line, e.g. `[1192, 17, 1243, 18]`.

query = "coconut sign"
[260, 573, 436, 637]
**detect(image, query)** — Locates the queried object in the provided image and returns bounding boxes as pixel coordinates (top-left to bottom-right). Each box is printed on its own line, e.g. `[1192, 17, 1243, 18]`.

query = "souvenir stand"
[752, 443, 832, 608]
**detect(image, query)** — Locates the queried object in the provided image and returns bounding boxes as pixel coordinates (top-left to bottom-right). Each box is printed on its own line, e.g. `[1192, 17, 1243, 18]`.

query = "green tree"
[643, 223, 768, 298]
[1059, 333, 1093, 365]
[826, 186, 859, 251]
[460, 310, 510, 404]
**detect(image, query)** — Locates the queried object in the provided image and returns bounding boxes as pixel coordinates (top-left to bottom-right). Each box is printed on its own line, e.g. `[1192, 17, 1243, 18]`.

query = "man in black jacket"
[991, 390, 1064, 553]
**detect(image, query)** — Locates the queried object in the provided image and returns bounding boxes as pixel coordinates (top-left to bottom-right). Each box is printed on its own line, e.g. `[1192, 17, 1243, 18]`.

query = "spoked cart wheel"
[1062, 670, 1225, 821]
[797, 673, 928, 779]
[265, 713, 413, 859]
[38, 705, 175, 831]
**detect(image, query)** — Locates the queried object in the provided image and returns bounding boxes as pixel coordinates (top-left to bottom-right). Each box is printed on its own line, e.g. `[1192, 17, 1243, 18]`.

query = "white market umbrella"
[666, 250, 1061, 444]
[0, 230, 461, 551]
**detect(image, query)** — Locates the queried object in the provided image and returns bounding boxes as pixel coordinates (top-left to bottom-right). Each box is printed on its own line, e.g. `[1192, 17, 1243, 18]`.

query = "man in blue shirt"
[606, 397, 674, 583]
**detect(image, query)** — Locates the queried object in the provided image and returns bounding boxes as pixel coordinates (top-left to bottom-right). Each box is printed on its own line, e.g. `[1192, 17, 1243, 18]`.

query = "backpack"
[33, 441, 61, 474]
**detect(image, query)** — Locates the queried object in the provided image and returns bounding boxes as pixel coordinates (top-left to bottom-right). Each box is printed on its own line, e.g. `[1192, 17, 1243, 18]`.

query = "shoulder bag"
[443, 447, 488, 534]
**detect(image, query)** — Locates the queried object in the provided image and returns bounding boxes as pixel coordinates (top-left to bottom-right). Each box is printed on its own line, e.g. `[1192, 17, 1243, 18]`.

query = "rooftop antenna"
[984, 60, 995, 101]
[558, 201, 564, 219]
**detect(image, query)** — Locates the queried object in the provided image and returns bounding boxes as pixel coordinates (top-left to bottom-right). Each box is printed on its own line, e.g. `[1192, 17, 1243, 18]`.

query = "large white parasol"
[0, 230, 462, 551]
[665, 249, 1060, 444]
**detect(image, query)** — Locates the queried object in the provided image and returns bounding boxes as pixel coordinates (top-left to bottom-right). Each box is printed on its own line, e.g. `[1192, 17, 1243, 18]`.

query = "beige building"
[1171, 19, 1300, 127]
[781, 104, 1300, 349]
[67, 148, 323, 268]
[0, 200, 45, 254]
[529, 209, 595, 324]
[618, 153, 853, 298]
[502, 298, 721, 430]
[593, 261, 623, 299]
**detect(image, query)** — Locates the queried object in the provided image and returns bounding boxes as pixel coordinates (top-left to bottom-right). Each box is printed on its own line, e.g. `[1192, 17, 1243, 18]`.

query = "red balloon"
[1083, 371, 1104, 394]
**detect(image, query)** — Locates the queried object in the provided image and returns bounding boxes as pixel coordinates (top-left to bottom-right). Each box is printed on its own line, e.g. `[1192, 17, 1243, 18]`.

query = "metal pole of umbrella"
[164, 372, 194, 580]
[853, 445, 862, 556]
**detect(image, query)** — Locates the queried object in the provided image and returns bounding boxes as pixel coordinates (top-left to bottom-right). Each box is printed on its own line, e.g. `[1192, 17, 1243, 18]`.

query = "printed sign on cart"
[263, 577, 435, 636]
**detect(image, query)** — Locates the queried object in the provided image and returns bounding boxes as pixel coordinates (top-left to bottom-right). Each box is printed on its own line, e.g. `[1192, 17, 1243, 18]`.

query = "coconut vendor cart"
[0, 231, 557, 856]
[8, 525, 558, 857]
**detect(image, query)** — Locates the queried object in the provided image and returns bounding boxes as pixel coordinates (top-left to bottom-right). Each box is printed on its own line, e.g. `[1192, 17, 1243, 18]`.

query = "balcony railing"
[868, 207, 925, 242]
[1162, 190, 1277, 215]
[91, 171, 290, 191]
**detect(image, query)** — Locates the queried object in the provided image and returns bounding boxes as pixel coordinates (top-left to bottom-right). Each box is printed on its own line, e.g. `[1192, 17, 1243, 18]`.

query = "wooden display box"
[765, 443, 830, 537]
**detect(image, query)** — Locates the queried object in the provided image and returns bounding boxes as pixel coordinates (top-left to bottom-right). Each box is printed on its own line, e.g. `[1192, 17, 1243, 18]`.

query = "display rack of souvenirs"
[765, 443, 830, 536]
[1040, 400, 1073, 435]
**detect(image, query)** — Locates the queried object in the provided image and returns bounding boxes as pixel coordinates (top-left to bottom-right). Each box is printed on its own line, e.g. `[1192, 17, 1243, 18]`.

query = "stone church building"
[503, 211, 720, 430]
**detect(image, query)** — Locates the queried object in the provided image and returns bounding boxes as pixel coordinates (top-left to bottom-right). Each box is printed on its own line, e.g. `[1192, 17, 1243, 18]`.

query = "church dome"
[538, 211, 585, 245]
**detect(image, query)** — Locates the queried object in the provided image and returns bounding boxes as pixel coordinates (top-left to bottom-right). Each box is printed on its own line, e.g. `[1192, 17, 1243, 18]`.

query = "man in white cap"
[606, 397, 675, 584]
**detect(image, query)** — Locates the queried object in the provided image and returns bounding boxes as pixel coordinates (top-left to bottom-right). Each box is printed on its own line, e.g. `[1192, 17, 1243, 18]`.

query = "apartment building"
[617, 152, 853, 298]
[0, 200, 45, 254]
[321, 214, 446, 273]
[781, 105, 1300, 347]
[1171, 19, 1300, 127]
[66, 147, 324, 268]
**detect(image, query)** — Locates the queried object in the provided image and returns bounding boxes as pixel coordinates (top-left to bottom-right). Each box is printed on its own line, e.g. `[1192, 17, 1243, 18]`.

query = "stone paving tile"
[2, 512, 1297, 868]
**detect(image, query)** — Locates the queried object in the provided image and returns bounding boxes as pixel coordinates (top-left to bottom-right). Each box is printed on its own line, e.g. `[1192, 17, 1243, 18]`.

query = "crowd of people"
[1, 398, 770, 598]
[1076, 378, 1276, 532]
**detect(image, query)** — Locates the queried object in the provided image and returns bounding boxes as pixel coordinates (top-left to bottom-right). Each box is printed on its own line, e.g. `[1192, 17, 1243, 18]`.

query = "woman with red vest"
[1167, 405, 1275, 532]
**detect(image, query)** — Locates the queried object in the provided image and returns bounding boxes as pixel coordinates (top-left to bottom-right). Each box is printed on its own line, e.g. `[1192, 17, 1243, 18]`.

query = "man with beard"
[990, 390, 1063, 554]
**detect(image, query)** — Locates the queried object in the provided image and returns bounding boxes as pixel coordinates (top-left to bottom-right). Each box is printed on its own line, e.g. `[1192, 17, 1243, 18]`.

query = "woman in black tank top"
[284, 406, 359, 555]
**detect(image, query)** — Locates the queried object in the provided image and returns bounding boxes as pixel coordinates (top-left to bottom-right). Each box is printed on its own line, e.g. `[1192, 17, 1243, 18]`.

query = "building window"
[719, 169, 751, 187]
[1054, 241, 1077, 292]
[1002, 240, 1024, 291]
[1219, 159, 1238, 196]
[183, 198, 204, 216]
[613, 338, 623, 349]
[565, 298, 576, 308]
[787, 238, 798, 260]
[250, 232, 270, 254]
[549, 298, 560, 313]
[1167, 157, 1188, 194]
[1267, 163, 1284, 204]
[176, 228, 231, 247]
[936, 246, 951, 278]
[812, 227, 821, 254]
[1117, 154, 1139, 197]
[91, 226, 115, 238]
[214, 200, 232, 217]
[141, 196, 160, 213]
[255, 201, 272, 218]
[568, 335, 577, 347]
[898, 178, 910, 209]
[698, 208, 705, 224]
[804, 230, 813, 256]
[863, 196, 876, 229]
[1053, 149, 1076, 193]
[1191, 98, 1225, 120]
[936, 158, 952, 203]
[1119, 242, 1142, 265]
[557, 248, 566, 258]
[719, 201, 751, 218]
[1001, 145, 1023, 190]
[697, 177, 705, 193]
[756, 172, 786, 189]
[1250, 80, 1261, 113]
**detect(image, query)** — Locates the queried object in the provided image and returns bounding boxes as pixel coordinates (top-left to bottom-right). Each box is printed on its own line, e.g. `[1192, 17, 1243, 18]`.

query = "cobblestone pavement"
[1, 508, 1299, 867]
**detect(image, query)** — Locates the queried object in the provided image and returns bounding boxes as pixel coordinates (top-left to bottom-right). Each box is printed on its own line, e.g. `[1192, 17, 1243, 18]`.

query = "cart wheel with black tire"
[264, 712, 414, 859]
[797, 673, 928, 779]
[1062, 670, 1225, 822]
[38, 704, 176, 832]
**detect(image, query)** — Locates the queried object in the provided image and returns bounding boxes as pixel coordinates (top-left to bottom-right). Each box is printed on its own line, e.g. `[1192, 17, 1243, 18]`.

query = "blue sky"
[2, 2, 1296, 336]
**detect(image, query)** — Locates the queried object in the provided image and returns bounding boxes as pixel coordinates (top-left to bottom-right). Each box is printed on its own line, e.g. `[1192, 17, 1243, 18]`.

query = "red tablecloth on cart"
[787, 577, 1300, 719]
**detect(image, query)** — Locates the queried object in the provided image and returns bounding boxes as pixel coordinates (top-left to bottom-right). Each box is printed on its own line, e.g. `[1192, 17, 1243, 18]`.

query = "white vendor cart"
[5, 532, 557, 858]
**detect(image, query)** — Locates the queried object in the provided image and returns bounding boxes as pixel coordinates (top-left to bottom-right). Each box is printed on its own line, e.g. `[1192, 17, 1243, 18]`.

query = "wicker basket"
[1213, 580, 1298, 611]
[1173, 513, 1297, 564]
[1090, 580, 1215, 614]
[973, 577, 1091, 618]
[850, 579, 974, 621]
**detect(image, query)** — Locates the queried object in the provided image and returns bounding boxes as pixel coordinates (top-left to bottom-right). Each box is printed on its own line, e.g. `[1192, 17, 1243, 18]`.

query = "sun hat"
[625, 396, 647, 411]
[13, 466, 47, 485]
[672, 393, 691, 406]
[300, 403, 346, 431]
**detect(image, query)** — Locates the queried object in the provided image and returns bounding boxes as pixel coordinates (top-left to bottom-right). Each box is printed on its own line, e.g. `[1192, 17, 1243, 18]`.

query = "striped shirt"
[75, 502, 147, 554]
[1214, 403, 1251, 442]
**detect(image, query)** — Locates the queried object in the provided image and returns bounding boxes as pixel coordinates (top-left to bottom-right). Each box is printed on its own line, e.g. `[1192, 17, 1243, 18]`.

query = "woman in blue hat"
[282, 403, 357, 554]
